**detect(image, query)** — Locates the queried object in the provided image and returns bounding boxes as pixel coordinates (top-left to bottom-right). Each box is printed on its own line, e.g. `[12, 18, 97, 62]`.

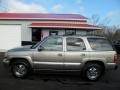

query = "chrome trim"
[33, 62, 81, 65]
[107, 63, 116, 65]
[64, 63, 81, 65]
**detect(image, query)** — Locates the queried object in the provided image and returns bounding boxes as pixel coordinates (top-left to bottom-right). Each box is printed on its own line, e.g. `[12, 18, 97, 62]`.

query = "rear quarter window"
[88, 38, 113, 51]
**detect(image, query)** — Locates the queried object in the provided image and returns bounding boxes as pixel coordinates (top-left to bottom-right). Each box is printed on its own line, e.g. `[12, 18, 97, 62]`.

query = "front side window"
[88, 38, 113, 51]
[66, 37, 86, 51]
[40, 37, 63, 51]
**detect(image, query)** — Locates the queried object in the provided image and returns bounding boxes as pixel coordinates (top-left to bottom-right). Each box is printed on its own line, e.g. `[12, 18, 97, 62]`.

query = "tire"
[11, 60, 31, 78]
[82, 63, 103, 81]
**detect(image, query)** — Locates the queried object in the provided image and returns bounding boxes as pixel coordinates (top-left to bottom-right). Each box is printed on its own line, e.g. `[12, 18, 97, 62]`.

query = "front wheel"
[82, 63, 103, 81]
[11, 61, 30, 78]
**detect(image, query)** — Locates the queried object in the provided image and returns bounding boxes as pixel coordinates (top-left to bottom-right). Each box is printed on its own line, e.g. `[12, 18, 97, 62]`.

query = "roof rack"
[62, 34, 104, 37]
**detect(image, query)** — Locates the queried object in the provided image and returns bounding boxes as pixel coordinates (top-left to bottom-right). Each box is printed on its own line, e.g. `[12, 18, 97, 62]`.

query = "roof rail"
[62, 34, 104, 37]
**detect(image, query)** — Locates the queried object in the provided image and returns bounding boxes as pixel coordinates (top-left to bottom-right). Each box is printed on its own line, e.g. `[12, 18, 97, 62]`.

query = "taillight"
[113, 54, 117, 63]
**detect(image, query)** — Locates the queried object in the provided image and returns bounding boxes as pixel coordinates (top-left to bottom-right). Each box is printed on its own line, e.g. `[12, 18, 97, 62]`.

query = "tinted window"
[88, 38, 113, 51]
[40, 37, 63, 51]
[66, 37, 86, 51]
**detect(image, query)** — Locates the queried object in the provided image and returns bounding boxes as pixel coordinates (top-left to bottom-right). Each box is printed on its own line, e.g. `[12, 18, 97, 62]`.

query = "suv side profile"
[3, 36, 118, 81]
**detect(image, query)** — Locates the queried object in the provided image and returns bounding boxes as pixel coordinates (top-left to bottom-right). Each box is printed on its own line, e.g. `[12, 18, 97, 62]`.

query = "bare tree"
[89, 14, 111, 26]
[89, 14, 120, 41]
[113, 28, 120, 40]
[89, 14, 100, 25]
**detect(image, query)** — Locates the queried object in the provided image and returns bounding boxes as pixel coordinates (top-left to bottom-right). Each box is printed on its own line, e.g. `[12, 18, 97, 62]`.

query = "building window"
[49, 31, 58, 36]
[65, 30, 76, 35]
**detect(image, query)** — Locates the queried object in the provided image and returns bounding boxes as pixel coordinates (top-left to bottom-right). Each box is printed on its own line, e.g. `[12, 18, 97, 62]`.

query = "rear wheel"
[11, 60, 31, 78]
[82, 63, 103, 81]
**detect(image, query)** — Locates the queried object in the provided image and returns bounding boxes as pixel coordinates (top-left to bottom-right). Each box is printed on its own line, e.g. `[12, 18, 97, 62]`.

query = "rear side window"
[66, 37, 86, 51]
[88, 38, 113, 51]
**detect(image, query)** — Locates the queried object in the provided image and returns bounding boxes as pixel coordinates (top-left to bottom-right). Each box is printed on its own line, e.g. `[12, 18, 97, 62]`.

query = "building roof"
[0, 13, 101, 30]
[0, 13, 87, 20]
[30, 22, 101, 29]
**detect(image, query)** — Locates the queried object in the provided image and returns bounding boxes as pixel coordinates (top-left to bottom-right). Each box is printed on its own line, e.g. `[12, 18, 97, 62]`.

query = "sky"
[0, 0, 120, 26]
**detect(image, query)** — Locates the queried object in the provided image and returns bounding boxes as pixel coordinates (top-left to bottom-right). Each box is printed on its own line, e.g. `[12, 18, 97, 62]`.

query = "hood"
[8, 45, 33, 52]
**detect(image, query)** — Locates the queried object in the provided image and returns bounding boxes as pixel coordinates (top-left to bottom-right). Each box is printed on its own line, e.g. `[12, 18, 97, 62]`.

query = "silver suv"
[3, 36, 118, 81]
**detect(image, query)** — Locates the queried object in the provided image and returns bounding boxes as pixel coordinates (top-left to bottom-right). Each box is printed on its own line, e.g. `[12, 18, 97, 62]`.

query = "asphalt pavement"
[0, 53, 120, 90]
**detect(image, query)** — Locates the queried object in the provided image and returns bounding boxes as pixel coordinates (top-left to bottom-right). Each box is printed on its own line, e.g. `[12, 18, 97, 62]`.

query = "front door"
[33, 37, 64, 70]
[64, 37, 88, 70]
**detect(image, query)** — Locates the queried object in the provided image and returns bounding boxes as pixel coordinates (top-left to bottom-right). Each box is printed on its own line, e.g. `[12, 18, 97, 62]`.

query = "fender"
[81, 58, 106, 69]
[9, 56, 33, 68]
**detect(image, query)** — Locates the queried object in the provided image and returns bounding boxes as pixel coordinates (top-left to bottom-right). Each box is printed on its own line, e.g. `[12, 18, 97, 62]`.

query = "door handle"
[58, 53, 62, 56]
[81, 54, 86, 56]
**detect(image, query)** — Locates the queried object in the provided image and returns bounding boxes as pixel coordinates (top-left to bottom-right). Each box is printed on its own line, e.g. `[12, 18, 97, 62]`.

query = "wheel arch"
[81, 60, 105, 81]
[9, 57, 33, 68]
[84, 60, 105, 72]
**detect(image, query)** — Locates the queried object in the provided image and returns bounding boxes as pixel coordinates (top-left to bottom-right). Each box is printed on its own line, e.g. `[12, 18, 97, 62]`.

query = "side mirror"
[38, 46, 44, 51]
[38, 48, 43, 51]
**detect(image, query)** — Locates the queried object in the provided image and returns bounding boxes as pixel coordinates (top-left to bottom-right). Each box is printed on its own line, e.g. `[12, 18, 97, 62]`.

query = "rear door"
[64, 37, 89, 70]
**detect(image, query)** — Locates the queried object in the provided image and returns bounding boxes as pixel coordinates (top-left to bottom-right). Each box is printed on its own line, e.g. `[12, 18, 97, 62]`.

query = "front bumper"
[106, 63, 118, 70]
[2, 58, 10, 67]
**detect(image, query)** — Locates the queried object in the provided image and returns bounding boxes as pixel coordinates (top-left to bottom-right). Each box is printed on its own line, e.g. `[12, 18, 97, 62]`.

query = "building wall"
[0, 25, 21, 50]
[0, 20, 88, 42]
[21, 24, 32, 41]
[0, 20, 32, 41]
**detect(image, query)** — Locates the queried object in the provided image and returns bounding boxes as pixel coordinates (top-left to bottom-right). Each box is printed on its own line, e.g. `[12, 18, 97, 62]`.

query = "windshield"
[31, 37, 48, 49]
[31, 42, 40, 49]
[88, 38, 114, 51]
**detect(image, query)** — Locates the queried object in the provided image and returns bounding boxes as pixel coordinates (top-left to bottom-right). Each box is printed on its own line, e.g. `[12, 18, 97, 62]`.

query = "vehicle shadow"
[24, 70, 114, 86]
[27, 72, 94, 86]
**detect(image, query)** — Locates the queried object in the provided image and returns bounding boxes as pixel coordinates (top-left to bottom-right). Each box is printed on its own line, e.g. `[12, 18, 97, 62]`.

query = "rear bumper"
[114, 65, 118, 70]
[106, 63, 118, 70]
